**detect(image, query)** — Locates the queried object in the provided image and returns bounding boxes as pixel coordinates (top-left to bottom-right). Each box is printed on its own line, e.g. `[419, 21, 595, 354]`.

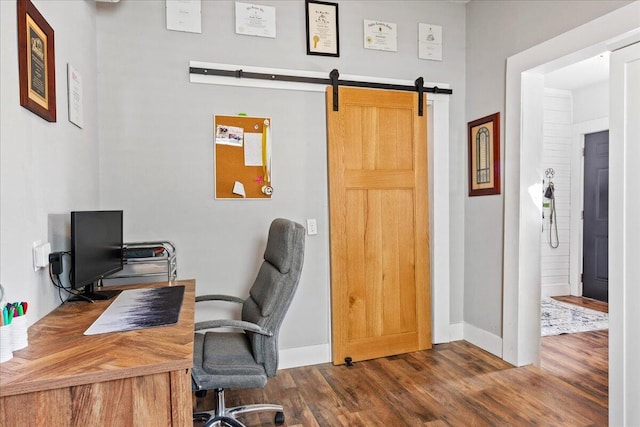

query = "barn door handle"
[415, 77, 424, 117]
[330, 69, 340, 111]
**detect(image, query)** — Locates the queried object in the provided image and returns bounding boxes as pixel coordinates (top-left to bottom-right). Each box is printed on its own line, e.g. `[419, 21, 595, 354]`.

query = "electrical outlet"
[306, 219, 318, 236]
[33, 241, 51, 271]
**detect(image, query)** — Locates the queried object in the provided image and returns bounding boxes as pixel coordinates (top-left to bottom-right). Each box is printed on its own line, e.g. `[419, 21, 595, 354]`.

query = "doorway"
[503, 5, 640, 424]
[541, 54, 610, 301]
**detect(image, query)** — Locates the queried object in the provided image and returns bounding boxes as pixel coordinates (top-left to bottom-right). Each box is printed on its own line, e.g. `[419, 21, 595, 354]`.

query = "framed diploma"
[17, 0, 56, 122]
[363, 19, 397, 52]
[305, 0, 339, 57]
[468, 113, 501, 196]
[235, 2, 276, 38]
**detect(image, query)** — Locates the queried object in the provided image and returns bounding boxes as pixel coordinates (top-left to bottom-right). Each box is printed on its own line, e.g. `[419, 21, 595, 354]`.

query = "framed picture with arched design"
[468, 112, 500, 196]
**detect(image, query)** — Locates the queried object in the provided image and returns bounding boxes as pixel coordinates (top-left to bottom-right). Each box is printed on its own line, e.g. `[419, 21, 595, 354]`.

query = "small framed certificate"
[364, 19, 397, 52]
[67, 64, 83, 128]
[17, 0, 56, 122]
[305, 0, 339, 57]
[419, 23, 443, 61]
[235, 2, 276, 38]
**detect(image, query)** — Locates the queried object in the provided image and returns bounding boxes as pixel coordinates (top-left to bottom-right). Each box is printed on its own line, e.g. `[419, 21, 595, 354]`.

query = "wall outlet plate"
[33, 241, 52, 271]
[306, 219, 318, 235]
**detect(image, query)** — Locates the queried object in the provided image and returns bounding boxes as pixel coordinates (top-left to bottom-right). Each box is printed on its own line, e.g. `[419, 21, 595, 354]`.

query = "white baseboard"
[278, 322, 503, 369]
[541, 283, 571, 299]
[449, 322, 464, 341]
[463, 322, 503, 358]
[278, 344, 331, 370]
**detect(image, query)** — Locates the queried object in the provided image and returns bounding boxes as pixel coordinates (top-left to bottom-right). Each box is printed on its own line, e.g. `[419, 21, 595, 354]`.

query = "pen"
[18, 304, 24, 317]
[2, 307, 7, 326]
[22, 301, 28, 315]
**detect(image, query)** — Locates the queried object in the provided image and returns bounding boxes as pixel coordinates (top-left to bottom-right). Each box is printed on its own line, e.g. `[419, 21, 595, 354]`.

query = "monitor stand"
[67, 281, 121, 303]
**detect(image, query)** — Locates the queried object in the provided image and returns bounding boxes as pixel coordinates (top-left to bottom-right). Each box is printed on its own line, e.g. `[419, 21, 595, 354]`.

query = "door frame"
[569, 118, 609, 297]
[427, 95, 452, 344]
[503, 2, 639, 366]
[503, 2, 639, 424]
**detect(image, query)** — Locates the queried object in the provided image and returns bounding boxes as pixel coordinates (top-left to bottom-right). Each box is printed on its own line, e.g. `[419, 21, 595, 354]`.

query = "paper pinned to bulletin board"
[214, 115, 273, 199]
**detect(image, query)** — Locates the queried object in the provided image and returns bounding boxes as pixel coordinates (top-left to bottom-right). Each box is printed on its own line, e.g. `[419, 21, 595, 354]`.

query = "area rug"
[541, 298, 608, 336]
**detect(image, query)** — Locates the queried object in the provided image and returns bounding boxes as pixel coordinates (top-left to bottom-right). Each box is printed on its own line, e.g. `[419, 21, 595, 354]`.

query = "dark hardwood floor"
[194, 329, 608, 426]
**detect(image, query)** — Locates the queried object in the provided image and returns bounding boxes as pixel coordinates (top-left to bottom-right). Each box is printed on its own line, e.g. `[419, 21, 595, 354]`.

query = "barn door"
[327, 86, 431, 365]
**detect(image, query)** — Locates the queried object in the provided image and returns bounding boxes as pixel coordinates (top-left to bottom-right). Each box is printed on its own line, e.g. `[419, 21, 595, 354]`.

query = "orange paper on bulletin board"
[214, 115, 272, 200]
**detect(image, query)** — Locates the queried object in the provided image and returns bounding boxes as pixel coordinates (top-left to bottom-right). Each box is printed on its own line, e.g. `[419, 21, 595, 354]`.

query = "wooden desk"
[0, 280, 195, 426]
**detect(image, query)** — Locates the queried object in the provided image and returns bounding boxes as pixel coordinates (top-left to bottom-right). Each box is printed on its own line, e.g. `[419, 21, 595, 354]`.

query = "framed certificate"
[235, 2, 276, 38]
[305, 0, 339, 57]
[17, 0, 56, 122]
[418, 23, 443, 61]
[364, 19, 397, 52]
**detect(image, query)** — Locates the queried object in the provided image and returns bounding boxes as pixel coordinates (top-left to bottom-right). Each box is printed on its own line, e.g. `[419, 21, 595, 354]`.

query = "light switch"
[306, 219, 318, 236]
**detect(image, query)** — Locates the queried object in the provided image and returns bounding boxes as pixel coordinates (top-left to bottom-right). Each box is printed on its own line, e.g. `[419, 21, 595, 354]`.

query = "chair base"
[194, 388, 285, 427]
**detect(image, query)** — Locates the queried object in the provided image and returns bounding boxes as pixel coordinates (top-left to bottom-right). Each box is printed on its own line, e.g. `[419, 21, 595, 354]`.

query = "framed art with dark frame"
[305, 0, 339, 57]
[468, 112, 500, 196]
[17, 0, 56, 122]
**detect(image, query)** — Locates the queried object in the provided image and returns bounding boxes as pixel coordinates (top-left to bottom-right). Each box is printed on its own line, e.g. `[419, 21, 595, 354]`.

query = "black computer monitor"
[70, 210, 124, 301]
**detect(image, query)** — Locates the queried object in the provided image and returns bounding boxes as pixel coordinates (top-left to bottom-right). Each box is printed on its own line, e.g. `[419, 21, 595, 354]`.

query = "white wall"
[0, 0, 99, 322]
[464, 0, 630, 344]
[541, 89, 572, 297]
[574, 80, 609, 123]
[95, 1, 466, 356]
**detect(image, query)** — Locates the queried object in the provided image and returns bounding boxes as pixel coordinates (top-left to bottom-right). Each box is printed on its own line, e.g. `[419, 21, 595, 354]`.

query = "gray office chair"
[192, 218, 305, 427]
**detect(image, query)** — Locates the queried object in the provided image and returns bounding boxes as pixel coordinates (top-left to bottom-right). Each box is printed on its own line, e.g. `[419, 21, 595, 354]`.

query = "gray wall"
[464, 0, 630, 337]
[1, 0, 629, 356]
[96, 0, 466, 351]
[0, 0, 99, 321]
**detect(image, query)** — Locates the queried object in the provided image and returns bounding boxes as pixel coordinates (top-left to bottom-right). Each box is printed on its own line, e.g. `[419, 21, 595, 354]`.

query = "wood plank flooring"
[552, 295, 609, 313]
[194, 329, 608, 426]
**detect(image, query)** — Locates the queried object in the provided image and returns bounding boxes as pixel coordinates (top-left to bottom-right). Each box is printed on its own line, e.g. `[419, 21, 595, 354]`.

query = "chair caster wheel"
[275, 411, 285, 425]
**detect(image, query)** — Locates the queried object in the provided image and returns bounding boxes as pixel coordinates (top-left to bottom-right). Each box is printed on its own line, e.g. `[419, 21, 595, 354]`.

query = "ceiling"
[544, 52, 610, 91]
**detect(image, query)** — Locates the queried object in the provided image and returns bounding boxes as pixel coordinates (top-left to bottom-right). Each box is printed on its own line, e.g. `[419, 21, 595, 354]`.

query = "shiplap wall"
[541, 89, 572, 297]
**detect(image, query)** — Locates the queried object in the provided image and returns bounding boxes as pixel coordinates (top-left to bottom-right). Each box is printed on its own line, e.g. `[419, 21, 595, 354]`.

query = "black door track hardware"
[189, 67, 453, 117]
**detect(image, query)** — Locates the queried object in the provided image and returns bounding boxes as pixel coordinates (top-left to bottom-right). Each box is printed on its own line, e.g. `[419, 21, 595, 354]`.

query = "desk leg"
[170, 368, 192, 426]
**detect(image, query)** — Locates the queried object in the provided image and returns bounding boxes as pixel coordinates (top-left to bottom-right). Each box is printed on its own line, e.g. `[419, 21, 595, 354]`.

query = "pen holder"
[11, 314, 28, 351]
[0, 324, 13, 363]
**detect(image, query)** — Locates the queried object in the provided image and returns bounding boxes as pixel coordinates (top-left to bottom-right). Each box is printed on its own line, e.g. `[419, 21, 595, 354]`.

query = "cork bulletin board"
[214, 115, 272, 200]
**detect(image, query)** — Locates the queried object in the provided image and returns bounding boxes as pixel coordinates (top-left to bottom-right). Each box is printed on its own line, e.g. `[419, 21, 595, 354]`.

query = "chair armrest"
[195, 319, 273, 337]
[195, 294, 244, 304]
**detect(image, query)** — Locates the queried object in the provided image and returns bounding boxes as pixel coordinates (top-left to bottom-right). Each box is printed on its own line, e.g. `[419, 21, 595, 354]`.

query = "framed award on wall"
[17, 0, 56, 122]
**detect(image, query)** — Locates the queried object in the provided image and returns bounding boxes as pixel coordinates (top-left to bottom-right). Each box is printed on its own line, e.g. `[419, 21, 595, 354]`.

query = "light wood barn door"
[327, 86, 431, 365]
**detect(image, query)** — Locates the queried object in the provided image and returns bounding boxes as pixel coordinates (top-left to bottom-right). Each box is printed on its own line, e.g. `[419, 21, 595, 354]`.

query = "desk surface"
[0, 280, 195, 397]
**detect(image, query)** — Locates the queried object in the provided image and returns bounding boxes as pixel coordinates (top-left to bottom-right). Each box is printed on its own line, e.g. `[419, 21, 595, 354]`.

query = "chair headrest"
[264, 218, 300, 273]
